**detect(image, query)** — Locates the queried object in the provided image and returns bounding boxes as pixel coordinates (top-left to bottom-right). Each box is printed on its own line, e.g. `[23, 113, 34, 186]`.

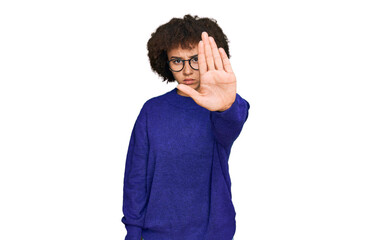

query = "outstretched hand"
[177, 32, 237, 112]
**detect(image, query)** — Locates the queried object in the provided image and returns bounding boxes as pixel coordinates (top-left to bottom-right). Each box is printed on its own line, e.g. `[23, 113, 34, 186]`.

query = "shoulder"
[138, 89, 174, 114]
[142, 89, 174, 109]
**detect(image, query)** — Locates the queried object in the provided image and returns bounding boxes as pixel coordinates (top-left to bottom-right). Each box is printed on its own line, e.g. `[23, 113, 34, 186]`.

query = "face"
[167, 45, 200, 97]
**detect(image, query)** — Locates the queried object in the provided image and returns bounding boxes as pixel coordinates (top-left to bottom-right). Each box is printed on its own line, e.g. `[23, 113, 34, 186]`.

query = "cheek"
[195, 71, 200, 79]
[172, 72, 181, 82]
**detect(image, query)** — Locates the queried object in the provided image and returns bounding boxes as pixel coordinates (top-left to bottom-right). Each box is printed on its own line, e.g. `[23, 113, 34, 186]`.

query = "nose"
[183, 61, 192, 75]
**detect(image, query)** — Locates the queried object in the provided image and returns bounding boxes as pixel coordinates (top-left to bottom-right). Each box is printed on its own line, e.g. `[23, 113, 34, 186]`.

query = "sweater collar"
[165, 87, 201, 110]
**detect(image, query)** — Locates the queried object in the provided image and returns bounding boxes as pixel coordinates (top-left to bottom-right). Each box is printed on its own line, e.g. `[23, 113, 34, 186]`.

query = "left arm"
[176, 31, 250, 147]
[210, 93, 250, 148]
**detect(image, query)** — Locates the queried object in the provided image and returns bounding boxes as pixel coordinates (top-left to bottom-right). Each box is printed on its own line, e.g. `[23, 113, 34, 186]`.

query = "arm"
[210, 93, 250, 148]
[122, 105, 148, 240]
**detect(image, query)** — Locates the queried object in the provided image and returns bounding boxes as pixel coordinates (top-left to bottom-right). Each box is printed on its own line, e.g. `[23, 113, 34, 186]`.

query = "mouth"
[183, 79, 196, 85]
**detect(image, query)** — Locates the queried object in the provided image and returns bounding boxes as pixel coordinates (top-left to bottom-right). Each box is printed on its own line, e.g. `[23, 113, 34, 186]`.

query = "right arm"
[121, 104, 149, 240]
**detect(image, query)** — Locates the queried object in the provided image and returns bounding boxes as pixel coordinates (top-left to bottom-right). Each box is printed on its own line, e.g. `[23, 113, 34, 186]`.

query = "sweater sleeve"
[210, 93, 250, 148]
[122, 104, 149, 240]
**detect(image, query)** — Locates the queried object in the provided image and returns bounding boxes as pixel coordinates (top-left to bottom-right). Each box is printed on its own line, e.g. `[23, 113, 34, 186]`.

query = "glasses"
[167, 56, 199, 72]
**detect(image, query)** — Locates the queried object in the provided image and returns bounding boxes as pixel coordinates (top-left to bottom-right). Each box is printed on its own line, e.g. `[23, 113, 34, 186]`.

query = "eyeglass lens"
[169, 57, 198, 72]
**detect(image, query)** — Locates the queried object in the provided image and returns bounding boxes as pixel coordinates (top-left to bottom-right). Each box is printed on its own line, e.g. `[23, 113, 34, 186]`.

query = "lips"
[183, 79, 195, 85]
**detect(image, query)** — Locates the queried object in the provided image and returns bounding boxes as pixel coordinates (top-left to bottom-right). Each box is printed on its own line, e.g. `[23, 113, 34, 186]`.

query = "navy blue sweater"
[122, 88, 250, 240]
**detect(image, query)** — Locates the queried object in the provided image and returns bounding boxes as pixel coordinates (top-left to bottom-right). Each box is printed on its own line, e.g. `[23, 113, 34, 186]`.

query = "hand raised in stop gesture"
[177, 32, 237, 112]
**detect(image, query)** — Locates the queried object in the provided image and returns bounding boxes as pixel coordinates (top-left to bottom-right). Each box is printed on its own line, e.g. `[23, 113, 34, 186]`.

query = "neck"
[176, 88, 190, 97]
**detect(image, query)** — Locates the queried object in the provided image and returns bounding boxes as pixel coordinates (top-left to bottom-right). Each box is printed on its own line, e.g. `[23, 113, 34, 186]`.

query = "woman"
[122, 14, 250, 240]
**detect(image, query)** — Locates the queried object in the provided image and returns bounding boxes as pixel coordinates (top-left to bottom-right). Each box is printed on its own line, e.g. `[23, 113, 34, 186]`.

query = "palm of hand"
[198, 69, 236, 111]
[177, 32, 237, 112]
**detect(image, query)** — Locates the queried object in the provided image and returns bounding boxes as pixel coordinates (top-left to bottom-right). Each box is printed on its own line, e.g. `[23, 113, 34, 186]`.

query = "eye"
[191, 56, 198, 62]
[172, 59, 182, 64]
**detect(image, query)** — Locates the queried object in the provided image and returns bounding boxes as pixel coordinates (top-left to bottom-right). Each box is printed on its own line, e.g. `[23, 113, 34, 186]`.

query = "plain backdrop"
[1, 0, 370, 239]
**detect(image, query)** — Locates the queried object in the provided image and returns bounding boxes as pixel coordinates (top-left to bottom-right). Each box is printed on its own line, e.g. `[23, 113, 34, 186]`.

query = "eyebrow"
[170, 54, 198, 59]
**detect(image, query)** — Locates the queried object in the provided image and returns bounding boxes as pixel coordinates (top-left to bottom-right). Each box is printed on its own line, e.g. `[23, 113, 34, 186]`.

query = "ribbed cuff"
[125, 225, 142, 240]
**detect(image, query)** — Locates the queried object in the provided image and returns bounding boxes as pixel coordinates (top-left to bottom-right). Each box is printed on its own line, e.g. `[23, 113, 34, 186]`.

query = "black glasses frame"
[167, 57, 199, 72]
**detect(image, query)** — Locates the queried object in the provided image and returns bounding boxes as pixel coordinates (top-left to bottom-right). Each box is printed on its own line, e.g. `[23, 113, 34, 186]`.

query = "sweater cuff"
[213, 94, 242, 119]
[125, 225, 142, 240]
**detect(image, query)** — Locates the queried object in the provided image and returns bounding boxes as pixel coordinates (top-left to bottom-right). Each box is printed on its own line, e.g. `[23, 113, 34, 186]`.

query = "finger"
[219, 47, 233, 73]
[198, 40, 207, 75]
[209, 36, 223, 70]
[176, 84, 201, 100]
[201, 32, 215, 71]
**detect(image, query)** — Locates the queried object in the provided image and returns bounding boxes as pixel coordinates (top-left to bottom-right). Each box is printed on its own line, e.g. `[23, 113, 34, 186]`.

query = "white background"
[1, 0, 370, 239]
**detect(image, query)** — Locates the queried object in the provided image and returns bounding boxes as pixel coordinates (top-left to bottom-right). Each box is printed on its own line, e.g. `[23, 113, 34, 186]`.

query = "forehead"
[167, 45, 198, 58]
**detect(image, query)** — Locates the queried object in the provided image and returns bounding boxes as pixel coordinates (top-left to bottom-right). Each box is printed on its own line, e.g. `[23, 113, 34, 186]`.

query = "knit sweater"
[122, 88, 250, 240]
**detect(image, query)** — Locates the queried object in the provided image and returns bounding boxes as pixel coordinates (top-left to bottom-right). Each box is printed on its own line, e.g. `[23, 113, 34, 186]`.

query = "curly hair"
[147, 14, 230, 83]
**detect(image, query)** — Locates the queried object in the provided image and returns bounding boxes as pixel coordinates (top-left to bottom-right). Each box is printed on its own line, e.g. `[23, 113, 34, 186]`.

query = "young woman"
[121, 15, 250, 240]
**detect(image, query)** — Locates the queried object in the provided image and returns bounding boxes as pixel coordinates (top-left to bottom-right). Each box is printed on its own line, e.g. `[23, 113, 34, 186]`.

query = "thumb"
[176, 84, 201, 100]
